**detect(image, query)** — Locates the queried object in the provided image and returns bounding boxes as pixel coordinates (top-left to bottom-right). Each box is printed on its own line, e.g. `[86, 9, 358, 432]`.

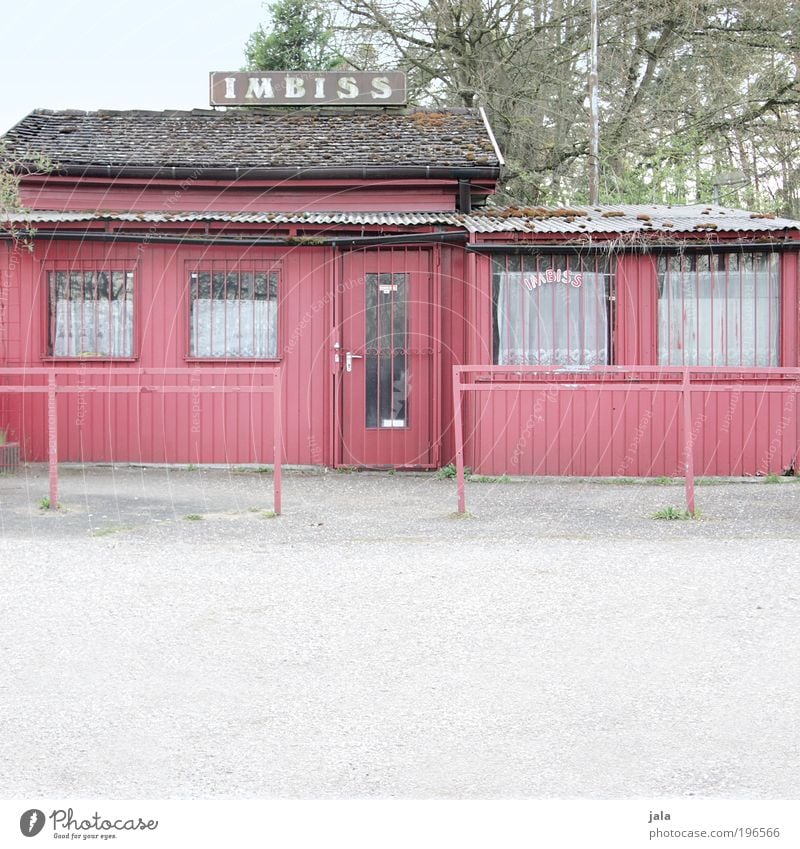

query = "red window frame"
[185, 259, 282, 361]
[42, 259, 138, 361]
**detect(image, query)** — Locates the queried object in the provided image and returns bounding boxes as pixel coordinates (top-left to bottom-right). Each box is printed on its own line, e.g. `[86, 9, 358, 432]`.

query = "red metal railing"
[452, 365, 800, 515]
[0, 366, 283, 513]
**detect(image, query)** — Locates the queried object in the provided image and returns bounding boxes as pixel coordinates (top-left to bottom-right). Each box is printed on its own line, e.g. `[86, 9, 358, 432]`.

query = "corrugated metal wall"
[463, 380, 800, 477]
[6, 241, 332, 465]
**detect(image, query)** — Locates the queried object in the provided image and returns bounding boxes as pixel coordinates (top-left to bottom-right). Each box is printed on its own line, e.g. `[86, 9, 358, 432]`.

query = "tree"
[0, 143, 51, 244]
[245, 0, 343, 71]
[331, 0, 800, 212]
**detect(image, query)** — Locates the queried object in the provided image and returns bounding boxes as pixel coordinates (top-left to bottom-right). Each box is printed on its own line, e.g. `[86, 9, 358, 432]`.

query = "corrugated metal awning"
[3, 204, 799, 236]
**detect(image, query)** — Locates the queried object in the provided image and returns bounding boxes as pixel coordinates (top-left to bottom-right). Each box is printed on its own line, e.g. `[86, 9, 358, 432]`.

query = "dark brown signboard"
[209, 71, 407, 107]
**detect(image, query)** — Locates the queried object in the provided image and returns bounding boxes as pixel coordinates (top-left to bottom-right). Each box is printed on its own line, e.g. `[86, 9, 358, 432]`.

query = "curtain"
[53, 299, 133, 357]
[495, 266, 609, 366]
[657, 254, 779, 366]
[190, 299, 278, 358]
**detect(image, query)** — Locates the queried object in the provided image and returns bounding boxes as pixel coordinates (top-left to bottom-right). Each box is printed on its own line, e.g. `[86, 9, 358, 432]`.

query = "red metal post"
[452, 366, 467, 513]
[682, 369, 696, 516]
[47, 373, 58, 509]
[273, 366, 283, 515]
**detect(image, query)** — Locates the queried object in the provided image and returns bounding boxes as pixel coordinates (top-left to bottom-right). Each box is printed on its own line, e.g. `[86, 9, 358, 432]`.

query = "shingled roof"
[1, 107, 502, 177]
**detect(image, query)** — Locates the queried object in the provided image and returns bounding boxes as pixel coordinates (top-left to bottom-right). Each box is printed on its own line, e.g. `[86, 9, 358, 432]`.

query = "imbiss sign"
[209, 71, 407, 106]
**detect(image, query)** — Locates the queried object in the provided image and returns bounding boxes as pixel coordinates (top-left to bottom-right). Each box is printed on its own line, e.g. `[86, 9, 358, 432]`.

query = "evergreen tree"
[245, 0, 341, 71]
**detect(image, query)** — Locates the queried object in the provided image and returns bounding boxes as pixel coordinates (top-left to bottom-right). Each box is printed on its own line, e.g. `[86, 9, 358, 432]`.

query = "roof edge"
[44, 164, 502, 181]
[478, 107, 505, 168]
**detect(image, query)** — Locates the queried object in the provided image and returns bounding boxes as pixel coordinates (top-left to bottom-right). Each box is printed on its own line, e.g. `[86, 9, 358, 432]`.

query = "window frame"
[491, 252, 616, 367]
[184, 259, 282, 362]
[656, 250, 781, 367]
[42, 259, 138, 361]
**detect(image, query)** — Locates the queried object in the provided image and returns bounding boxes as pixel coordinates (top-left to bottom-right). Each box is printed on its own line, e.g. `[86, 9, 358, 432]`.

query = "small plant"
[764, 473, 781, 484]
[436, 463, 472, 479]
[260, 510, 277, 519]
[38, 496, 60, 510]
[183, 513, 203, 521]
[469, 473, 511, 483]
[651, 505, 697, 520]
[654, 476, 675, 485]
[0, 427, 7, 446]
[186, 463, 199, 472]
[448, 510, 474, 519]
[336, 465, 357, 474]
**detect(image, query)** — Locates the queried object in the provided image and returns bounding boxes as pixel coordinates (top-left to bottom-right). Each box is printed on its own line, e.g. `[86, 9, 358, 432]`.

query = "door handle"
[345, 352, 363, 373]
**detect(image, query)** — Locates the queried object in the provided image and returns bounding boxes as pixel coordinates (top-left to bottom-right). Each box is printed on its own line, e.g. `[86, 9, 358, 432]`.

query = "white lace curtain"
[53, 300, 133, 357]
[190, 300, 277, 358]
[495, 270, 609, 366]
[657, 257, 779, 366]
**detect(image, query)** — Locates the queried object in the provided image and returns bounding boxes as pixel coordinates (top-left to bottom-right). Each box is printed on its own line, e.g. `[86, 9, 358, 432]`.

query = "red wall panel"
[463, 380, 800, 478]
[20, 179, 460, 214]
[7, 240, 331, 466]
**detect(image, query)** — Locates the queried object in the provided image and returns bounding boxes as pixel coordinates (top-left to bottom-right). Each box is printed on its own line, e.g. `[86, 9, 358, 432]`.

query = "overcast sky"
[0, 0, 266, 134]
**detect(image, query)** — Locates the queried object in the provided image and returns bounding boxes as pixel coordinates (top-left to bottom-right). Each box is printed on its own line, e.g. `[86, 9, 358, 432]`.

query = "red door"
[339, 249, 434, 467]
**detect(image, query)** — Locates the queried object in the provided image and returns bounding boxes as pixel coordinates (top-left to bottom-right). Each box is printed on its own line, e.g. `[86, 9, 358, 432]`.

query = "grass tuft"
[651, 505, 699, 520]
[436, 463, 472, 479]
[469, 473, 511, 483]
[183, 513, 203, 521]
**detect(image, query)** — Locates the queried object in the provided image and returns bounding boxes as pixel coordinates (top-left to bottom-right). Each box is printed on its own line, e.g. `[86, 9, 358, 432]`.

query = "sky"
[0, 0, 266, 134]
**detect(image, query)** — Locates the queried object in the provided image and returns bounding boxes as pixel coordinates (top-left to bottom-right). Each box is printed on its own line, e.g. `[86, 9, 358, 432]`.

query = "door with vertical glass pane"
[340, 249, 433, 467]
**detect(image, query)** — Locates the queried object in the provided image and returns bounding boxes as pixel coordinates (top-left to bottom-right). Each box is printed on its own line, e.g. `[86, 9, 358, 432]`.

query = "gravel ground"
[0, 464, 798, 799]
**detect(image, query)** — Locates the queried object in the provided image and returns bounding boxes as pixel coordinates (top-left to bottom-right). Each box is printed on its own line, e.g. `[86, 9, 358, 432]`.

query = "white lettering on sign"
[522, 269, 584, 290]
[371, 76, 392, 99]
[245, 77, 275, 100]
[210, 71, 408, 106]
[285, 76, 305, 98]
[337, 76, 358, 99]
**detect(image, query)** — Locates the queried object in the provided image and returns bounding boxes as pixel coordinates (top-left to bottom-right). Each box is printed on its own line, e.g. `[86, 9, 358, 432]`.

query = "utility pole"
[589, 0, 600, 205]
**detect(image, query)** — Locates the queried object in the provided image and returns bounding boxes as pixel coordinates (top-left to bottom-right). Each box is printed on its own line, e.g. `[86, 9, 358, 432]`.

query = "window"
[47, 268, 134, 357]
[492, 254, 612, 366]
[658, 252, 780, 366]
[188, 263, 279, 359]
[365, 272, 408, 428]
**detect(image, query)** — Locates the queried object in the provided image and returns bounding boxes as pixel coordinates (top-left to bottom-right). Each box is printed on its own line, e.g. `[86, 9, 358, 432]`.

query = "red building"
[2, 106, 800, 477]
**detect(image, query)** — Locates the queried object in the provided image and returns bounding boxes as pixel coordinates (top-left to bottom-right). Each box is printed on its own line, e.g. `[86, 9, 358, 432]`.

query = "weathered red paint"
[3, 156, 800, 480]
[20, 177, 471, 214]
[4, 241, 328, 466]
[339, 247, 436, 467]
[454, 366, 800, 479]
[4, 236, 800, 475]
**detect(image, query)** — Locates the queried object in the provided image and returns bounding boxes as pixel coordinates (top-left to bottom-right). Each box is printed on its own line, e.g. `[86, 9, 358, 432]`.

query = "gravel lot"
[1, 465, 798, 799]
